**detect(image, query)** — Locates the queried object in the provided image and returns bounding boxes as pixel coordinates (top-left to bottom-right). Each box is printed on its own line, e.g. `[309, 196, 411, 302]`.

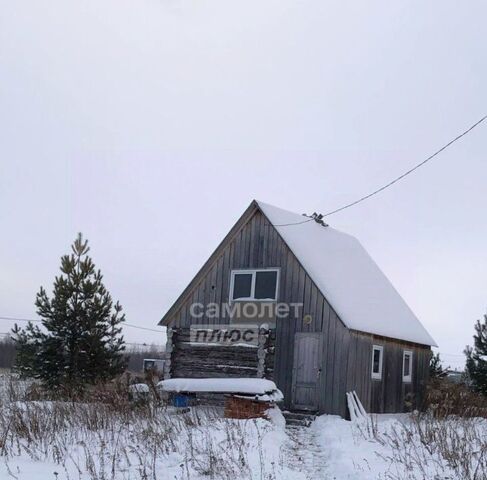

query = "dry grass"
[376, 412, 487, 480]
[424, 378, 487, 419]
[0, 375, 281, 480]
[353, 386, 487, 480]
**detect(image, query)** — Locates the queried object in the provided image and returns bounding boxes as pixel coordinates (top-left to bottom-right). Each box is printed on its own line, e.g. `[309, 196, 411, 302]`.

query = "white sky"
[1, 1, 486, 369]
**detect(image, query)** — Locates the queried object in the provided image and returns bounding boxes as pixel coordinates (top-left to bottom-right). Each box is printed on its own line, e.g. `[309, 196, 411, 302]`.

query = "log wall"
[165, 327, 276, 380]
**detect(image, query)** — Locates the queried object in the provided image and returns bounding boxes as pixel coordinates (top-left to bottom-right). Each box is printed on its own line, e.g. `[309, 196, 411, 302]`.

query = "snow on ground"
[313, 414, 409, 479]
[0, 375, 302, 480]
[0, 405, 303, 480]
[313, 413, 487, 479]
[1, 375, 486, 479]
[3, 417, 302, 480]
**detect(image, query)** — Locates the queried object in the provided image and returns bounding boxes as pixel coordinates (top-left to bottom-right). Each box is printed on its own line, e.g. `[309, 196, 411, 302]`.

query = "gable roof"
[159, 200, 437, 347]
[257, 201, 437, 347]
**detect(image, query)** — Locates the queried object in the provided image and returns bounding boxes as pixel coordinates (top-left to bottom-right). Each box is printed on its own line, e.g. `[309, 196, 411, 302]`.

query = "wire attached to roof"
[268, 212, 329, 227]
[273, 115, 487, 226]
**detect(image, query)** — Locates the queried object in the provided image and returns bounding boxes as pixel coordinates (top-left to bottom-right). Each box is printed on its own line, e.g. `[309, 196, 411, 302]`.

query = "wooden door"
[291, 333, 321, 410]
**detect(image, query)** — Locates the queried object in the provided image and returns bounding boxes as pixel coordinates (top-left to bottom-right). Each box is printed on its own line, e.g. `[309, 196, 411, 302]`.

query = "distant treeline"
[0, 336, 164, 373]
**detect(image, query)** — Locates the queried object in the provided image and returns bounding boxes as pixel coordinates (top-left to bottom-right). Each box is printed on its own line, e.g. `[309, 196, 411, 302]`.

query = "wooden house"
[159, 200, 436, 417]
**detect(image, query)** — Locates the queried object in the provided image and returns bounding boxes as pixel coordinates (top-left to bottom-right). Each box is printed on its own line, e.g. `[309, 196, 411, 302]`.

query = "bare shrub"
[425, 378, 487, 419]
[379, 412, 486, 480]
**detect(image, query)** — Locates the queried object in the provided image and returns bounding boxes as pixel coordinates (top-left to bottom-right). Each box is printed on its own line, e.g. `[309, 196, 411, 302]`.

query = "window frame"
[371, 345, 384, 380]
[229, 268, 280, 302]
[402, 350, 413, 383]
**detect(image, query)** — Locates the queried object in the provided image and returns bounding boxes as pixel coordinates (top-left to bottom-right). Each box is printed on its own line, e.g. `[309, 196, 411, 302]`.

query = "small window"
[371, 345, 383, 380]
[403, 350, 413, 383]
[254, 270, 278, 299]
[230, 269, 279, 302]
[232, 273, 253, 300]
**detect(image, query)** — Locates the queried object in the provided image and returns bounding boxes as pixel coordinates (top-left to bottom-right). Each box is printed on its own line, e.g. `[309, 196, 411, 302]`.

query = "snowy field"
[1, 375, 486, 480]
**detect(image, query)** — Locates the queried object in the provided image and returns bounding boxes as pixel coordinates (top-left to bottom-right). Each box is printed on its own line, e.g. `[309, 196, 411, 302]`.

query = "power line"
[0, 316, 35, 323]
[322, 115, 487, 217]
[125, 323, 164, 333]
[0, 316, 163, 333]
[275, 115, 487, 226]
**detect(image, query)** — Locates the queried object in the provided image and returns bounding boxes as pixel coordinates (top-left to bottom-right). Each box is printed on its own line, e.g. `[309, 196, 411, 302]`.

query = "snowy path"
[282, 425, 329, 479]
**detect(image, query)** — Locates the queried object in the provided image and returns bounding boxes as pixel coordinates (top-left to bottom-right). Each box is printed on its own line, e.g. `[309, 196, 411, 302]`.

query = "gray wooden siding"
[164, 208, 431, 416]
[348, 331, 431, 415]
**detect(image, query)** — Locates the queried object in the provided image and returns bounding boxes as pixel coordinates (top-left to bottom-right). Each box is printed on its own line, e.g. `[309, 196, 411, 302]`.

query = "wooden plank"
[271, 235, 287, 388]
[311, 284, 321, 333]
[242, 215, 251, 267]
[385, 342, 399, 413]
[331, 324, 342, 415]
[221, 246, 231, 320]
[302, 275, 312, 333]
[345, 334, 357, 397]
[257, 214, 266, 268]
[337, 325, 350, 417]
[214, 254, 224, 325]
[233, 229, 243, 269]
[249, 213, 258, 266]
[318, 299, 330, 412]
[360, 334, 373, 412]
[324, 307, 336, 413]
[295, 265, 306, 330]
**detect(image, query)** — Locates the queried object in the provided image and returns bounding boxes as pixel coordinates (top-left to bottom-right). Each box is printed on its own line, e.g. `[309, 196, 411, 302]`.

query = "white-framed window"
[229, 268, 279, 302]
[371, 345, 384, 380]
[403, 350, 413, 383]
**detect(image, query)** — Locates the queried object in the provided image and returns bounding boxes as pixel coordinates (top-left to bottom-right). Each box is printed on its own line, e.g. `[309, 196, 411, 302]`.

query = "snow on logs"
[158, 377, 283, 419]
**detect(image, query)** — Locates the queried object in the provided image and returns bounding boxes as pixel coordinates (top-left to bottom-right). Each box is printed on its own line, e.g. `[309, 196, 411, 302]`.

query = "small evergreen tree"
[429, 352, 447, 379]
[11, 323, 40, 378]
[12, 234, 126, 395]
[465, 314, 487, 395]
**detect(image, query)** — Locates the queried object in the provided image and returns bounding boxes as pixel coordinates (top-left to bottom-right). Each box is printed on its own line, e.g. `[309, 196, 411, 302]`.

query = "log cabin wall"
[165, 327, 276, 380]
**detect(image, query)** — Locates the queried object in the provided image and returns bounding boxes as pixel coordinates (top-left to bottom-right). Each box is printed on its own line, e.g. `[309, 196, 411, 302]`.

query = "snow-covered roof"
[257, 201, 437, 347]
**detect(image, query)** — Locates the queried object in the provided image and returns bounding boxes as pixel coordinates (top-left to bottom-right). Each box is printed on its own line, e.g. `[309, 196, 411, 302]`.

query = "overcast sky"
[1, 1, 486, 368]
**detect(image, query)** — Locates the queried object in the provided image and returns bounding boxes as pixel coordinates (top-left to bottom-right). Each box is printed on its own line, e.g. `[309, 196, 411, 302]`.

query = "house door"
[291, 333, 321, 411]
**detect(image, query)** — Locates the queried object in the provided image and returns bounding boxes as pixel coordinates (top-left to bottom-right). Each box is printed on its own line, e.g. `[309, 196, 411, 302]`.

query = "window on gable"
[232, 273, 253, 300]
[230, 269, 279, 302]
[403, 350, 413, 383]
[371, 345, 383, 380]
[254, 270, 278, 299]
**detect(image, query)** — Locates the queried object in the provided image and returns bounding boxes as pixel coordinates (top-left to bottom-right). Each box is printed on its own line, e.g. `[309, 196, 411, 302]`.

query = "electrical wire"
[275, 115, 487, 226]
[0, 316, 163, 333]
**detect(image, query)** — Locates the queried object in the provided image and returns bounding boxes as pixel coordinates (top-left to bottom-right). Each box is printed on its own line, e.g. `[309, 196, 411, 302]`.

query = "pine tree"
[465, 314, 487, 395]
[12, 234, 127, 395]
[429, 352, 447, 379]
